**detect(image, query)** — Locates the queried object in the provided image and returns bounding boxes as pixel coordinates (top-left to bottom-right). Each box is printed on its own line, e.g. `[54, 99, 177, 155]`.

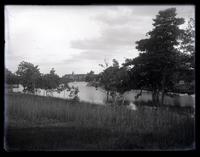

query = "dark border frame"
[1, 0, 199, 154]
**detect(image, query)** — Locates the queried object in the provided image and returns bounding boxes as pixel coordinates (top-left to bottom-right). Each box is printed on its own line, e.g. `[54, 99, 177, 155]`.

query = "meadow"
[5, 93, 195, 151]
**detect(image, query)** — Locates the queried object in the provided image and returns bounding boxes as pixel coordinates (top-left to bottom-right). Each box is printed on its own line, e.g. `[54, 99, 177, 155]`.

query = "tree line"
[6, 62, 62, 94]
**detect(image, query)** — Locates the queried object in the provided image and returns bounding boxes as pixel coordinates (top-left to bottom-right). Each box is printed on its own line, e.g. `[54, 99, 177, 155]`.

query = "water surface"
[12, 82, 195, 107]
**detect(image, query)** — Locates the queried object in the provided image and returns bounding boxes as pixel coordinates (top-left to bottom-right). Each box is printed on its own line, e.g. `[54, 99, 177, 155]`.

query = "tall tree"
[127, 8, 185, 105]
[16, 61, 41, 93]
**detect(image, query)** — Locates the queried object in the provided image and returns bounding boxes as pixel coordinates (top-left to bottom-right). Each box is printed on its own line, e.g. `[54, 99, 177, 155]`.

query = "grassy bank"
[5, 93, 195, 150]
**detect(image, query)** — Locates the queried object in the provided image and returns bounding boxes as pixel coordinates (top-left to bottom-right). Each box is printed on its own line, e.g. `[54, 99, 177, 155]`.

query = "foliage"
[124, 8, 187, 105]
[99, 59, 130, 104]
[179, 18, 195, 56]
[68, 86, 80, 102]
[60, 75, 71, 89]
[43, 68, 60, 90]
[38, 68, 60, 96]
[5, 68, 19, 85]
[85, 70, 95, 82]
[15, 61, 61, 95]
[175, 18, 195, 91]
[16, 61, 41, 93]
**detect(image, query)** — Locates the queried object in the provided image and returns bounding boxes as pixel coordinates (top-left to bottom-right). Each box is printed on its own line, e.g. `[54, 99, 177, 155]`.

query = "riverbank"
[5, 93, 194, 150]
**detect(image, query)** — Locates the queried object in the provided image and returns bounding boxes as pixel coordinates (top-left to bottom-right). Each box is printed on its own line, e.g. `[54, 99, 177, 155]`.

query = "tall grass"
[6, 93, 193, 132]
[5, 93, 195, 149]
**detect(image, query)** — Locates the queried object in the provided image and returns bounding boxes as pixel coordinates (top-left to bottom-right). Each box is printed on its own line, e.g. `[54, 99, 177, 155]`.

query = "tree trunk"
[161, 74, 166, 105]
[112, 92, 117, 105]
[152, 90, 156, 103]
[152, 89, 159, 106]
[161, 91, 165, 106]
[106, 91, 109, 102]
[156, 90, 159, 105]
[33, 81, 35, 95]
[152, 91, 155, 103]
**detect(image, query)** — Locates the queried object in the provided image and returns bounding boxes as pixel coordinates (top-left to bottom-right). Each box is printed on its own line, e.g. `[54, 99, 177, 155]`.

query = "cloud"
[69, 8, 152, 66]
[94, 5, 194, 27]
[95, 12, 134, 26]
[70, 5, 195, 67]
[70, 22, 148, 51]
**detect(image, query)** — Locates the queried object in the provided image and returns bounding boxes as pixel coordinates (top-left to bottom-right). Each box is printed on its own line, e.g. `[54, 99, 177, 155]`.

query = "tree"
[179, 18, 195, 79]
[85, 70, 95, 82]
[110, 66, 130, 105]
[42, 68, 60, 96]
[173, 18, 195, 94]
[16, 61, 41, 93]
[112, 59, 119, 67]
[60, 75, 70, 89]
[99, 59, 117, 102]
[179, 18, 195, 56]
[99, 59, 130, 105]
[123, 57, 150, 98]
[5, 68, 19, 85]
[126, 8, 185, 105]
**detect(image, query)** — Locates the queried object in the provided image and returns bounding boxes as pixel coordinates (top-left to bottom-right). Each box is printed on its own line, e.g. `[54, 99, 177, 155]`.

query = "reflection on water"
[11, 82, 195, 107]
[68, 82, 106, 104]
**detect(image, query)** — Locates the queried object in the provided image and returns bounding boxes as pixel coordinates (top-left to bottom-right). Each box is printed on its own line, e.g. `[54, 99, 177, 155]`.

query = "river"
[11, 81, 195, 108]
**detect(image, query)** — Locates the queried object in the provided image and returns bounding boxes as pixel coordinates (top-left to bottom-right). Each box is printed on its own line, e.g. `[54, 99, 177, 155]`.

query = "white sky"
[5, 5, 195, 76]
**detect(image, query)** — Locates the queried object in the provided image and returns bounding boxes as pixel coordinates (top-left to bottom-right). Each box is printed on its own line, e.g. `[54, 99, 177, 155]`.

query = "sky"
[5, 5, 195, 76]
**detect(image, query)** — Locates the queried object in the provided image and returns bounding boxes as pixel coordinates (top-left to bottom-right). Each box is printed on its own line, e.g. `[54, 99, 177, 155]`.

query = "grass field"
[4, 93, 195, 151]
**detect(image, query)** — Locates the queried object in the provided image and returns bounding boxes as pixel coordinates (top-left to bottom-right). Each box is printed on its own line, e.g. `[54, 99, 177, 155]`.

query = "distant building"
[63, 74, 86, 81]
